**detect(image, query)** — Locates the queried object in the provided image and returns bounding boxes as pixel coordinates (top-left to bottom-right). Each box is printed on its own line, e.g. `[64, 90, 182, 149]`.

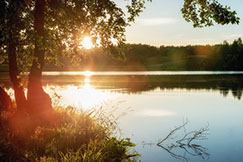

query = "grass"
[0, 105, 138, 161]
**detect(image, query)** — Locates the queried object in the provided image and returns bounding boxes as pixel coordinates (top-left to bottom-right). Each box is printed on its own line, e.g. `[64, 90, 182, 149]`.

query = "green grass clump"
[0, 106, 138, 161]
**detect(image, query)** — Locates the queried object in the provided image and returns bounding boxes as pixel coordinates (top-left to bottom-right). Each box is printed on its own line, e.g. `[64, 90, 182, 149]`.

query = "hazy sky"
[116, 0, 243, 46]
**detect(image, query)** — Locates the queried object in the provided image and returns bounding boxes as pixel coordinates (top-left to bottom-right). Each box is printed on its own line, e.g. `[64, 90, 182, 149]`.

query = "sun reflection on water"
[83, 71, 94, 77]
[45, 76, 117, 109]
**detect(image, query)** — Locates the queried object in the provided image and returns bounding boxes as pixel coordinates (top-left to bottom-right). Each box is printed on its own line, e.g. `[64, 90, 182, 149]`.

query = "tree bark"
[0, 87, 13, 112]
[8, 35, 27, 110]
[7, 2, 27, 111]
[27, 0, 52, 114]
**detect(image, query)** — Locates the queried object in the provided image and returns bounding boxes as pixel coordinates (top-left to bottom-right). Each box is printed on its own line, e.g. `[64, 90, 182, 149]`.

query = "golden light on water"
[46, 76, 118, 109]
[82, 71, 94, 77]
[84, 78, 90, 83]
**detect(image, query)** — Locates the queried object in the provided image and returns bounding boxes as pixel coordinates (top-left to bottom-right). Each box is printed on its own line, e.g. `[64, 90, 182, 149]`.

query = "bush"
[0, 106, 138, 161]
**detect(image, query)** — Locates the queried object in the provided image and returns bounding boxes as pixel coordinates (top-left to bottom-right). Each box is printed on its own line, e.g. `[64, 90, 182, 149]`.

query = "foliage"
[0, 0, 240, 71]
[181, 0, 240, 27]
[127, 38, 243, 71]
[0, 0, 151, 72]
[40, 38, 243, 71]
[0, 106, 138, 161]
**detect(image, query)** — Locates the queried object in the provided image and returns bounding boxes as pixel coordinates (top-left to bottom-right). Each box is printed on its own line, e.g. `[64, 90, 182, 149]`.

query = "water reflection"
[44, 76, 118, 109]
[138, 109, 176, 117]
[141, 120, 210, 162]
[42, 71, 243, 76]
[40, 74, 243, 99]
[1, 74, 243, 103]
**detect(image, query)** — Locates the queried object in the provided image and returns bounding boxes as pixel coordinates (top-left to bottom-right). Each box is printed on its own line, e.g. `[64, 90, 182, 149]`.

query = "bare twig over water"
[157, 120, 210, 161]
[158, 144, 189, 162]
[157, 119, 189, 145]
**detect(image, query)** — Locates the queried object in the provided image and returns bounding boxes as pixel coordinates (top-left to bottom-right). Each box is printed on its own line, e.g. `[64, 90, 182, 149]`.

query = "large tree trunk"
[7, 2, 27, 111]
[0, 87, 13, 112]
[8, 34, 27, 110]
[27, 0, 52, 114]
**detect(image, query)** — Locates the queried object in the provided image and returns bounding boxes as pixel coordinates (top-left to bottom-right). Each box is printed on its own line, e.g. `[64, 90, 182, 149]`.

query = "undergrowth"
[0, 105, 138, 161]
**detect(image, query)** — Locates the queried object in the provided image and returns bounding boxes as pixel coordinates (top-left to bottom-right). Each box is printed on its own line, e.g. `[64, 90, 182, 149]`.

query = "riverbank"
[0, 106, 137, 161]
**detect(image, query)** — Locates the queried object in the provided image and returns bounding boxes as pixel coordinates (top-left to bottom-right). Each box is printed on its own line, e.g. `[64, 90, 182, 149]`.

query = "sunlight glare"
[68, 81, 111, 108]
[45, 78, 118, 109]
[82, 36, 94, 49]
[84, 78, 90, 83]
[82, 71, 94, 77]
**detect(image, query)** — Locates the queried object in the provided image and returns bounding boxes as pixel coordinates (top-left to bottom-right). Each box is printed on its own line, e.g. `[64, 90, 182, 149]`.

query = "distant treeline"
[123, 38, 243, 71]
[54, 37, 243, 71]
[1, 38, 243, 71]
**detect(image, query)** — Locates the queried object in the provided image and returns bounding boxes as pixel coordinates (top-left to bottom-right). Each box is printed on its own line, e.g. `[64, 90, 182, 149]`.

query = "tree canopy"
[0, 0, 153, 71]
[0, 0, 240, 71]
[182, 0, 240, 27]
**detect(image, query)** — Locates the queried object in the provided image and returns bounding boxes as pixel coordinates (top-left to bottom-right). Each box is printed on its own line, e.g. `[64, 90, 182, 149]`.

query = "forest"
[36, 38, 243, 71]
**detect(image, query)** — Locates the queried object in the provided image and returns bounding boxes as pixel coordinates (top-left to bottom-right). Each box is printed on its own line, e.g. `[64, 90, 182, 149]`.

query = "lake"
[1, 71, 243, 162]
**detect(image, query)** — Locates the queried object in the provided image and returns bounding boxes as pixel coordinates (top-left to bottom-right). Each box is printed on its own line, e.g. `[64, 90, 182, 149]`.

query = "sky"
[115, 0, 243, 46]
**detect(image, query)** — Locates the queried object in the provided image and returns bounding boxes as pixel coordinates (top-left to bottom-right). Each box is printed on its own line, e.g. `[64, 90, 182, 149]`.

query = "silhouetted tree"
[0, 0, 151, 114]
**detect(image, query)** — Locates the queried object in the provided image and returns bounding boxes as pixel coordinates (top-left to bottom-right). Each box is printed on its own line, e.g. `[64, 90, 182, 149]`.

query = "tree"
[0, 0, 152, 115]
[182, 0, 240, 27]
[0, 0, 240, 117]
[0, 0, 28, 110]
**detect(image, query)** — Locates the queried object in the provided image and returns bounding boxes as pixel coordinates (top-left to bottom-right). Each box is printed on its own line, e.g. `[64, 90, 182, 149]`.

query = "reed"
[0, 105, 138, 161]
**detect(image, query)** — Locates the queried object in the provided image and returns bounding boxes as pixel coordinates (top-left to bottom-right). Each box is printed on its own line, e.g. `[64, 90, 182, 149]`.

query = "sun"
[81, 36, 94, 49]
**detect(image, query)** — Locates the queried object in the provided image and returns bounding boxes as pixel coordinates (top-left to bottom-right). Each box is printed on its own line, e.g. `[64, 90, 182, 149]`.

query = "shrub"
[0, 106, 138, 161]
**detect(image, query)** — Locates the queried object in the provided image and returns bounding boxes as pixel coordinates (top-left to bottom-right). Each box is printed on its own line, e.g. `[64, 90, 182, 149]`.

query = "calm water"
[42, 71, 243, 76]
[2, 71, 243, 162]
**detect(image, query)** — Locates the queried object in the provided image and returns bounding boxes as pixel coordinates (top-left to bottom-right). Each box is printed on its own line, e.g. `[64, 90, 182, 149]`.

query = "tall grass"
[0, 105, 138, 161]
